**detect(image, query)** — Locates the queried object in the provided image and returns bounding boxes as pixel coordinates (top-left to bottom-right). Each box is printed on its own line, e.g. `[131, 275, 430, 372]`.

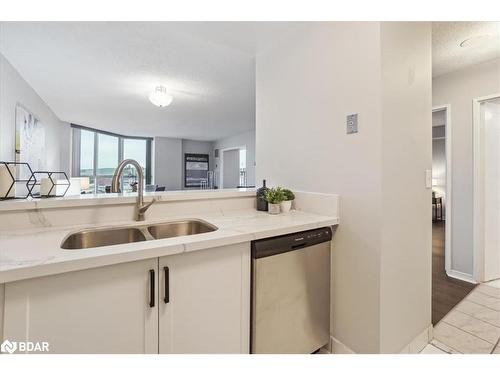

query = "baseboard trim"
[318, 347, 331, 354]
[399, 325, 433, 354]
[330, 324, 433, 354]
[330, 336, 356, 354]
[446, 269, 477, 284]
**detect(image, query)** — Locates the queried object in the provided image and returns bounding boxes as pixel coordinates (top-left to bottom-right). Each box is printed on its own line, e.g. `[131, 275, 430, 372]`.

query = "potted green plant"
[264, 187, 285, 215]
[280, 188, 295, 213]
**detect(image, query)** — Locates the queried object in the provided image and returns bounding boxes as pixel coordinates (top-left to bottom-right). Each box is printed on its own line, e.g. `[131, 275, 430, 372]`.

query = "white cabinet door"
[3, 259, 158, 354]
[159, 243, 250, 354]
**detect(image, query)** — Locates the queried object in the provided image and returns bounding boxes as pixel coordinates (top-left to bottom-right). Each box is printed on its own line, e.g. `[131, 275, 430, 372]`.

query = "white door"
[158, 243, 250, 353]
[3, 259, 159, 353]
[480, 98, 500, 281]
[222, 149, 240, 188]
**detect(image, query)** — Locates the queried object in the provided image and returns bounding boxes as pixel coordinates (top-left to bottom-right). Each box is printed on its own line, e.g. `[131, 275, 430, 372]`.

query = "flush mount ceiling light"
[459, 34, 495, 48]
[149, 86, 173, 107]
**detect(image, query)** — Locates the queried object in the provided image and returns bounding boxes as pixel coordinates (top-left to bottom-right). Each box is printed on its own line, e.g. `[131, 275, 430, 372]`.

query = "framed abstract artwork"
[15, 104, 45, 179]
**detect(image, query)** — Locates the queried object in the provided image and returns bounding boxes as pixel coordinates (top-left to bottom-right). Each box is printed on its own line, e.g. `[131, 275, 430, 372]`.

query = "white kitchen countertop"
[0, 208, 338, 283]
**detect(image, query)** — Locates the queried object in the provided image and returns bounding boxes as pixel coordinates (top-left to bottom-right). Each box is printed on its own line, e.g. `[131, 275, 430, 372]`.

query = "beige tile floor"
[420, 280, 500, 354]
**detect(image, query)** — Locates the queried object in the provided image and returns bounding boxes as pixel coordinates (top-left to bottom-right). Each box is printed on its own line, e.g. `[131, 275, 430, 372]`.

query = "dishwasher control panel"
[251, 227, 333, 259]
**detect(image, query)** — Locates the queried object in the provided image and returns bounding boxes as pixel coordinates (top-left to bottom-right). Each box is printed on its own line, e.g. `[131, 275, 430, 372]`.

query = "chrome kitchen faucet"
[111, 159, 155, 221]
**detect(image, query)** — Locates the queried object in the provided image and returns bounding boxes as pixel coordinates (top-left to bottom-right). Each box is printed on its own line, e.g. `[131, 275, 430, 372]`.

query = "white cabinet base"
[2, 243, 251, 354]
[159, 243, 250, 354]
[3, 259, 158, 354]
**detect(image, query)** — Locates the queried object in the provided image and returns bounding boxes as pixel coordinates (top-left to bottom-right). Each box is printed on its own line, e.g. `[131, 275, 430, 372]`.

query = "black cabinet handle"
[164, 266, 170, 304]
[149, 269, 155, 308]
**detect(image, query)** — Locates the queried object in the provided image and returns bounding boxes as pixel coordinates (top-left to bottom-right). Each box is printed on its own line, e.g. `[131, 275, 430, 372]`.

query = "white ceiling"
[432, 21, 500, 77]
[1, 22, 498, 139]
[0, 22, 306, 141]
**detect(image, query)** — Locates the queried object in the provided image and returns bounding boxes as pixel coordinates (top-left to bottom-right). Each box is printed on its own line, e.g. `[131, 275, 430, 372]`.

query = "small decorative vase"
[268, 203, 281, 215]
[280, 200, 292, 213]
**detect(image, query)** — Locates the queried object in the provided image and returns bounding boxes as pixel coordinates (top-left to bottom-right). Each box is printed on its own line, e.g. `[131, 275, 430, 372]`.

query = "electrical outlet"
[346, 114, 358, 134]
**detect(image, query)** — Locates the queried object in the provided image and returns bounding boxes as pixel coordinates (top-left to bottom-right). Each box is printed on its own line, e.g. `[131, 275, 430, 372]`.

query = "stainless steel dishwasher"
[251, 227, 332, 354]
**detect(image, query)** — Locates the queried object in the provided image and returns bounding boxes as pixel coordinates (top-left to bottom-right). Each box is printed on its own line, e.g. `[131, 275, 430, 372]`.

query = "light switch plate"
[346, 114, 358, 134]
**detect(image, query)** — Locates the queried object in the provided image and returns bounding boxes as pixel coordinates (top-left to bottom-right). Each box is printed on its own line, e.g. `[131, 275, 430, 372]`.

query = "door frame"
[219, 146, 246, 189]
[432, 105, 452, 275]
[472, 93, 500, 282]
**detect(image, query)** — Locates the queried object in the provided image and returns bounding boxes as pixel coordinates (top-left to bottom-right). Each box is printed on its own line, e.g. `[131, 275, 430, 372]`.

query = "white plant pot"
[268, 203, 281, 215]
[280, 200, 292, 213]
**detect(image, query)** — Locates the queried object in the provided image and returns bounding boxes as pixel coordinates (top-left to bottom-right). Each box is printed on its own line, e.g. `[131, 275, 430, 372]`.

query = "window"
[123, 138, 148, 193]
[72, 125, 152, 194]
[79, 129, 95, 193]
[96, 133, 119, 193]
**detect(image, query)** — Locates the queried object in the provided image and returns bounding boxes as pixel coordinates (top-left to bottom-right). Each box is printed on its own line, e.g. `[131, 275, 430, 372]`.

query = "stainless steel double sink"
[61, 219, 218, 250]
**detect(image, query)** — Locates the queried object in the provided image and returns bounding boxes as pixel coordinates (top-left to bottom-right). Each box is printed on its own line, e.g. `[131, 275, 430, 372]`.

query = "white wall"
[154, 137, 183, 190]
[0, 283, 4, 341]
[0, 52, 70, 174]
[482, 98, 500, 281]
[257, 22, 383, 353]
[378, 22, 432, 353]
[213, 129, 255, 187]
[154, 132, 255, 190]
[256, 22, 431, 353]
[433, 58, 500, 277]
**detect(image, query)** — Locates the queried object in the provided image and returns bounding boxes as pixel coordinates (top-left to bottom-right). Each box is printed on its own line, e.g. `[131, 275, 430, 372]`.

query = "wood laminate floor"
[432, 221, 476, 325]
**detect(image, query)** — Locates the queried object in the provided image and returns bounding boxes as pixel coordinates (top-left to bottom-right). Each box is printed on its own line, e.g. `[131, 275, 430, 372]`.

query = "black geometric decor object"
[0, 161, 33, 200]
[27, 171, 71, 198]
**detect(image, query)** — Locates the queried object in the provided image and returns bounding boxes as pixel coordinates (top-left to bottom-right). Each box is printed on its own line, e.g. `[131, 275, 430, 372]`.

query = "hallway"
[432, 221, 476, 324]
[423, 281, 500, 354]
[425, 222, 500, 354]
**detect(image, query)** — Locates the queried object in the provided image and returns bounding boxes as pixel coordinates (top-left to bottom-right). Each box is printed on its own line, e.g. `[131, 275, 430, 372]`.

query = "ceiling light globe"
[149, 86, 173, 107]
